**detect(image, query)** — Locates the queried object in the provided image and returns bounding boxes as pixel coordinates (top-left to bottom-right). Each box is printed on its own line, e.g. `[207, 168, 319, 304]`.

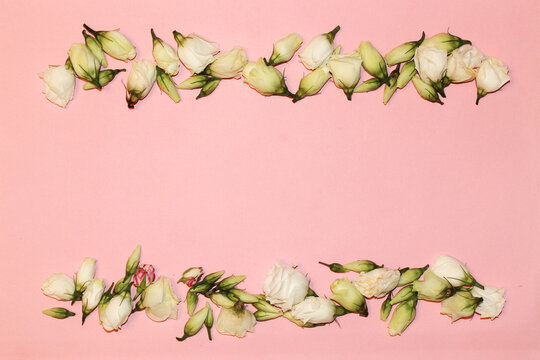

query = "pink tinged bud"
[134, 264, 156, 287]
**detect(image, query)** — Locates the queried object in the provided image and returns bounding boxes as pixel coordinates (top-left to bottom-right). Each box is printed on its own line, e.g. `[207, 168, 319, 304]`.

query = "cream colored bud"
[293, 66, 331, 102]
[242, 58, 292, 97]
[268, 33, 303, 66]
[39, 65, 76, 108]
[356, 41, 389, 85]
[207, 47, 248, 79]
[151, 29, 180, 76]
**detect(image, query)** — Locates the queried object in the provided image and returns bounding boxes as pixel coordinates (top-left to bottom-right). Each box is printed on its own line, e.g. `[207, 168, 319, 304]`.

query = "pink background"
[1, 0, 539, 358]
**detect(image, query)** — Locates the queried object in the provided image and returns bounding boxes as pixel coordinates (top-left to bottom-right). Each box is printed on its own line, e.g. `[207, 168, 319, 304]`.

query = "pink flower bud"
[134, 264, 156, 287]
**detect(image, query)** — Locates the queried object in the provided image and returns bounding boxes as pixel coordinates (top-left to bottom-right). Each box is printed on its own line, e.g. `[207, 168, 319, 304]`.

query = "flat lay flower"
[268, 33, 303, 66]
[431, 254, 476, 287]
[82, 278, 105, 321]
[68, 43, 101, 88]
[42, 273, 75, 301]
[263, 261, 309, 311]
[75, 257, 96, 292]
[330, 278, 367, 315]
[412, 269, 453, 301]
[99, 292, 132, 332]
[141, 276, 180, 322]
[414, 45, 448, 84]
[84, 24, 136, 61]
[299, 26, 339, 70]
[39, 65, 75, 108]
[151, 29, 180, 76]
[476, 57, 510, 104]
[471, 286, 506, 319]
[388, 296, 417, 336]
[290, 296, 336, 324]
[242, 58, 293, 97]
[126, 60, 157, 108]
[173, 32, 219, 74]
[447, 44, 484, 83]
[216, 304, 256, 338]
[327, 52, 363, 100]
[440, 289, 482, 322]
[352, 267, 400, 298]
[356, 41, 389, 85]
[207, 47, 248, 79]
[421, 32, 471, 54]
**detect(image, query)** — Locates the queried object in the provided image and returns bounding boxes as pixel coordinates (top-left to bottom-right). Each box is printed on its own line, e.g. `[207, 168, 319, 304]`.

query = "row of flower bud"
[42, 249, 505, 340]
[40, 25, 510, 108]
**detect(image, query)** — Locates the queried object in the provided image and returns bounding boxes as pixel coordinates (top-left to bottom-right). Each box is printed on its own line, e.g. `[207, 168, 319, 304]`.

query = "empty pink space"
[0, 0, 538, 359]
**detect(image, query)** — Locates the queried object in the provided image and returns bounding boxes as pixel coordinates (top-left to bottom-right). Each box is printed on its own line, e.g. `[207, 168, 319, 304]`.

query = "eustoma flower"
[431, 254, 477, 287]
[293, 66, 331, 102]
[207, 47, 248, 79]
[290, 296, 336, 324]
[83, 24, 136, 61]
[82, 278, 105, 323]
[99, 292, 132, 331]
[267, 33, 303, 66]
[440, 289, 482, 322]
[263, 262, 309, 311]
[134, 264, 156, 288]
[299, 26, 340, 70]
[41, 273, 75, 301]
[151, 29, 180, 76]
[242, 58, 294, 97]
[141, 276, 180, 322]
[327, 52, 363, 100]
[68, 43, 101, 88]
[173, 31, 219, 74]
[216, 303, 257, 338]
[414, 45, 448, 84]
[412, 269, 453, 301]
[447, 44, 484, 83]
[471, 286, 506, 319]
[178, 267, 203, 287]
[75, 258, 96, 293]
[352, 267, 400, 298]
[126, 60, 157, 109]
[39, 64, 76, 108]
[356, 41, 389, 85]
[330, 278, 367, 315]
[475, 57, 510, 104]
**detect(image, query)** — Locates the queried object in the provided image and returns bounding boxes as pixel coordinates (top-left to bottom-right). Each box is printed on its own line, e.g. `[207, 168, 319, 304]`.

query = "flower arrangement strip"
[40, 25, 510, 109]
[41, 246, 506, 340]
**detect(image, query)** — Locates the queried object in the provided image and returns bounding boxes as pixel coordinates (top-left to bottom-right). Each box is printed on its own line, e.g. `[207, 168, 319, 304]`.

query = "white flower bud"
[298, 30, 336, 70]
[440, 289, 482, 322]
[294, 66, 331, 102]
[475, 57, 510, 104]
[126, 61, 157, 109]
[216, 305, 256, 338]
[75, 258, 96, 292]
[431, 254, 475, 287]
[88, 26, 136, 61]
[327, 52, 363, 100]
[141, 276, 181, 322]
[99, 292, 132, 332]
[174, 32, 219, 74]
[447, 44, 484, 83]
[38, 65, 75, 108]
[82, 278, 105, 316]
[41, 273, 75, 301]
[291, 296, 336, 324]
[414, 45, 448, 84]
[242, 58, 291, 96]
[352, 268, 400, 298]
[152, 29, 180, 76]
[68, 43, 101, 87]
[330, 278, 367, 315]
[471, 285, 506, 319]
[207, 47, 248, 79]
[268, 33, 303, 66]
[263, 261, 309, 311]
[412, 269, 453, 301]
[356, 41, 389, 84]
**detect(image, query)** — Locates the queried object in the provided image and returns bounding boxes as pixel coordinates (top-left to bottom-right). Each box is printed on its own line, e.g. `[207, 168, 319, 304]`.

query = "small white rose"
[298, 34, 334, 70]
[75, 257, 96, 291]
[476, 57, 510, 94]
[447, 44, 484, 83]
[327, 52, 363, 99]
[268, 33, 303, 66]
[152, 29, 180, 76]
[440, 289, 482, 322]
[414, 45, 448, 83]
[39, 65, 76, 108]
[41, 273, 75, 301]
[141, 276, 181, 322]
[126, 60, 157, 109]
[174, 32, 219, 74]
[99, 292, 132, 332]
[82, 278, 105, 316]
[94, 29, 136, 61]
[291, 296, 336, 324]
[216, 305, 256, 338]
[352, 267, 400, 298]
[431, 254, 475, 287]
[263, 261, 309, 311]
[471, 285, 506, 320]
[412, 269, 454, 301]
[242, 58, 290, 96]
[68, 43, 101, 86]
[208, 47, 248, 79]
